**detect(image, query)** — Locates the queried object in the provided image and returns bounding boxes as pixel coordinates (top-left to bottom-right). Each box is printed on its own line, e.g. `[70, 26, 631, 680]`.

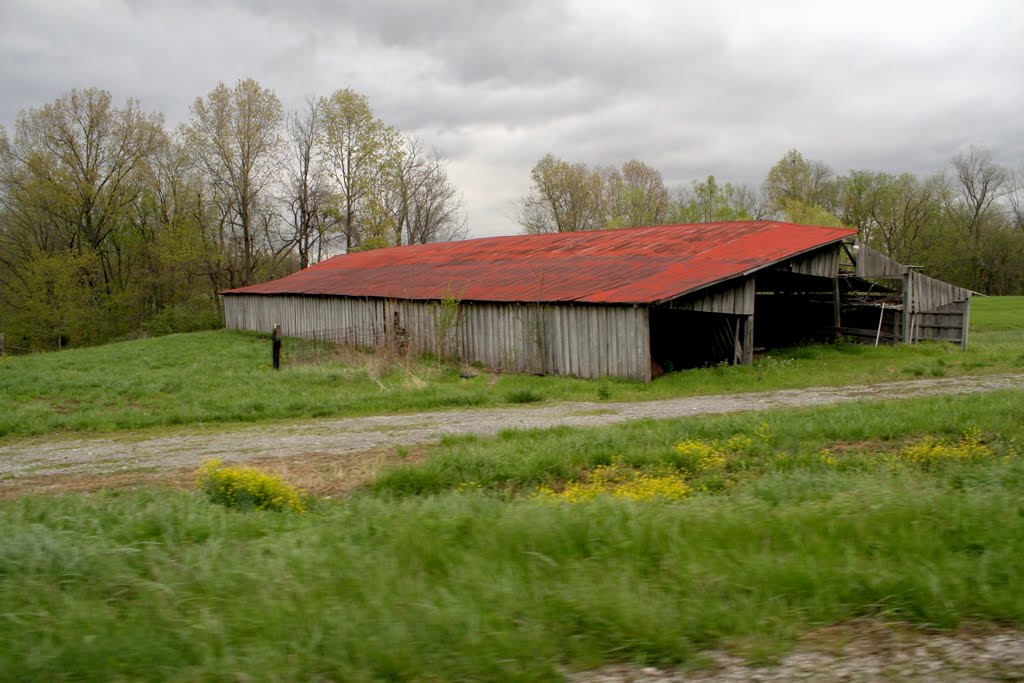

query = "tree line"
[4, 79, 1021, 352]
[0, 81, 466, 350]
[516, 148, 1024, 295]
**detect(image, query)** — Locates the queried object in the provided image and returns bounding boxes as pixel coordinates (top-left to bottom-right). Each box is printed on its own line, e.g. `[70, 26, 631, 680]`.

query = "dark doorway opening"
[649, 308, 739, 372]
[753, 292, 837, 349]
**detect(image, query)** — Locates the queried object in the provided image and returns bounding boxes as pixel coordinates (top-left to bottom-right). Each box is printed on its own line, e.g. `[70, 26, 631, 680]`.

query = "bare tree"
[385, 138, 467, 245]
[1005, 165, 1024, 231]
[952, 146, 1007, 229]
[947, 146, 1008, 289]
[182, 79, 284, 286]
[283, 97, 332, 268]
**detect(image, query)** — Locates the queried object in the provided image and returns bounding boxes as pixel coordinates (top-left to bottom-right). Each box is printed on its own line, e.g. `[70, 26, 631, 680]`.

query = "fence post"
[0, 332, 4, 356]
[272, 324, 282, 370]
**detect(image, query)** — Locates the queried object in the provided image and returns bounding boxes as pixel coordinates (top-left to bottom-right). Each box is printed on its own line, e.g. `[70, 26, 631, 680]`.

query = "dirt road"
[3, 373, 1022, 490]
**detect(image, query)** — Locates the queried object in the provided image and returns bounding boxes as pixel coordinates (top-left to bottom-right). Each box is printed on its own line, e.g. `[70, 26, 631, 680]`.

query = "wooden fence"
[853, 243, 972, 347]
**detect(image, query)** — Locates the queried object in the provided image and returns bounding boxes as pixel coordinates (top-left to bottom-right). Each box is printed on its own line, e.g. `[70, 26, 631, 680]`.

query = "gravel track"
[571, 623, 1024, 682]
[3, 373, 1023, 679]
[3, 373, 1022, 481]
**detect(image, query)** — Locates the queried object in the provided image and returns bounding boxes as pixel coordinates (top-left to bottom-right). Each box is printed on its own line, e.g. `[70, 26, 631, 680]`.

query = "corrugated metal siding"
[223, 295, 651, 381]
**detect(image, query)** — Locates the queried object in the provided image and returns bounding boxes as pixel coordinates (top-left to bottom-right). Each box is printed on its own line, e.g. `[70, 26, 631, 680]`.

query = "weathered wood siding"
[906, 271, 972, 314]
[662, 276, 755, 314]
[908, 299, 971, 346]
[789, 246, 841, 278]
[854, 244, 906, 278]
[853, 242, 972, 347]
[222, 295, 651, 381]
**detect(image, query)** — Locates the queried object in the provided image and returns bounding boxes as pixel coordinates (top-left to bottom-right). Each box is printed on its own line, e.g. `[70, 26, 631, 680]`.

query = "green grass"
[0, 296, 1021, 439]
[970, 295, 1024, 332]
[2, 390, 1023, 681]
[372, 389, 1024, 496]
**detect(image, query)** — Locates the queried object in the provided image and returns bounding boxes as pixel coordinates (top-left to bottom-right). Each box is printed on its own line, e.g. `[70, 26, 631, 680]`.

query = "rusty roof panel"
[224, 221, 857, 304]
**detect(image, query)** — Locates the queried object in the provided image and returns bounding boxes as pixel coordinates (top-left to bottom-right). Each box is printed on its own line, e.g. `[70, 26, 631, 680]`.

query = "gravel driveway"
[3, 373, 1022, 482]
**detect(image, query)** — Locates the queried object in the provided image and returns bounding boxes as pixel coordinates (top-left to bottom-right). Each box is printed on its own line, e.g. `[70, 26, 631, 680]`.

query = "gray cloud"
[3, 0, 1023, 237]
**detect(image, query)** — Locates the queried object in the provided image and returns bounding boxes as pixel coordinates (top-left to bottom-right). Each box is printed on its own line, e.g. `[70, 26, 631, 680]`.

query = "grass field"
[1, 297, 1022, 680]
[2, 389, 1022, 680]
[1, 296, 1022, 440]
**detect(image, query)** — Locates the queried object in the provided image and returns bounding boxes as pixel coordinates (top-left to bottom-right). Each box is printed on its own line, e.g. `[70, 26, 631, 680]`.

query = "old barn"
[222, 221, 970, 382]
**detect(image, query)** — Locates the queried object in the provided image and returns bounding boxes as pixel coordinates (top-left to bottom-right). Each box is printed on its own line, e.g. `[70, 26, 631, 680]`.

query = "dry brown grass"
[0, 446, 427, 500]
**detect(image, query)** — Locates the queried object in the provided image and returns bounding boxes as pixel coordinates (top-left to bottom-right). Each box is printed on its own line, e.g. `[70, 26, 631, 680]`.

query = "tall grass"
[2, 390, 1023, 680]
[373, 389, 1024, 495]
[2, 463, 1022, 680]
[0, 297, 1021, 439]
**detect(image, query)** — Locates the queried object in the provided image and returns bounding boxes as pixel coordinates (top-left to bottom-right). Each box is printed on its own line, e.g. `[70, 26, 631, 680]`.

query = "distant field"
[2, 389, 1022, 680]
[969, 295, 1024, 332]
[0, 296, 1021, 439]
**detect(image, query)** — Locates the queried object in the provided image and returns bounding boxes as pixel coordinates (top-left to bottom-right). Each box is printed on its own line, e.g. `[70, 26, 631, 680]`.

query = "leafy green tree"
[183, 79, 284, 286]
[515, 154, 605, 234]
[4, 250, 105, 349]
[670, 175, 763, 223]
[0, 88, 164, 286]
[130, 136, 224, 330]
[604, 160, 670, 229]
[319, 89, 403, 251]
[764, 149, 838, 218]
[516, 156, 669, 233]
[0, 88, 166, 345]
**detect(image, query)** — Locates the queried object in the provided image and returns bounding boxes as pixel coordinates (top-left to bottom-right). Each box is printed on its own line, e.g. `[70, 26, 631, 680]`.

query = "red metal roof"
[225, 221, 857, 304]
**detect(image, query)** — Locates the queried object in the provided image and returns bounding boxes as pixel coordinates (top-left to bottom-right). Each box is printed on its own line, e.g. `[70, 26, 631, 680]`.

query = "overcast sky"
[2, 0, 1022, 238]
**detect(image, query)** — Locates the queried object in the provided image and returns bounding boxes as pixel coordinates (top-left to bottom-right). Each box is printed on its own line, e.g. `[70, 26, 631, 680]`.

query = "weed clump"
[895, 428, 994, 469]
[197, 459, 307, 512]
[505, 388, 543, 404]
[673, 439, 727, 471]
[535, 461, 691, 503]
[672, 423, 773, 473]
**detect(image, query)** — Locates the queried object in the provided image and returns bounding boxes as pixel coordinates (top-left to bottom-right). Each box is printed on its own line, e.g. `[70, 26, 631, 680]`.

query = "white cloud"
[2, 0, 1022, 235]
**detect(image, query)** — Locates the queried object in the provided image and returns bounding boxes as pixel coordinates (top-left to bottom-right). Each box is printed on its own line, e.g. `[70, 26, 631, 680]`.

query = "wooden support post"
[874, 303, 886, 347]
[733, 317, 742, 365]
[832, 277, 842, 337]
[272, 324, 282, 370]
[0, 332, 4, 356]
[962, 297, 971, 350]
[741, 315, 754, 365]
[733, 315, 754, 365]
[902, 271, 914, 344]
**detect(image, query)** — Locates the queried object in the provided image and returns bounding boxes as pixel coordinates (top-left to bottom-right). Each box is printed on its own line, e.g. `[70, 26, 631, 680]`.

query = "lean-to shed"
[222, 221, 860, 381]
